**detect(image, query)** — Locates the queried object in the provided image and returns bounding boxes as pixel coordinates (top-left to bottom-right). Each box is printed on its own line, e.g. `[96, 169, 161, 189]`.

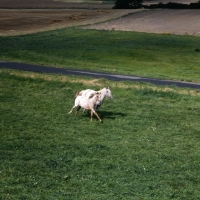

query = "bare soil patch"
[0, 0, 117, 36]
[0, 9, 121, 36]
[0, 0, 199, 36]
[0, 0, 113, 9]
[84, 9, 200, 36]
[0, 2, 137, 36]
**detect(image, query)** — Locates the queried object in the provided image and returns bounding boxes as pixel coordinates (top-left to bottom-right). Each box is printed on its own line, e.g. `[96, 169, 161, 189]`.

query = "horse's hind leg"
[68, 105, 77, 115]
[90, 111, 94, 122]
[75, 106, 81, 116]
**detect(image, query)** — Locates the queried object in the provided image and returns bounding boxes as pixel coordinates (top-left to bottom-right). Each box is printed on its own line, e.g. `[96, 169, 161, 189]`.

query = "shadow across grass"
[98, 110, 127, 120]
[72, 110, 127, 120]
[73, 109, 127, 121]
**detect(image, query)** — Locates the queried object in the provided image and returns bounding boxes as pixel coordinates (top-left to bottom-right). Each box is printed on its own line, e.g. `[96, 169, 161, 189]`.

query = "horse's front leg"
[91, 108, 102, 122]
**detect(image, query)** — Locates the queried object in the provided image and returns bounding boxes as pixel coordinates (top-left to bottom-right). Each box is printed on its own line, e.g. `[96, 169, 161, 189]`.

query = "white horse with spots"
[68, 92, 102, 122]
[79, 87, 112, 110]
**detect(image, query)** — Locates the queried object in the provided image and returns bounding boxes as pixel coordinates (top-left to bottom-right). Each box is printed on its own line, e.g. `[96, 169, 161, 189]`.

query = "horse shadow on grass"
[82, 110, 127, 120]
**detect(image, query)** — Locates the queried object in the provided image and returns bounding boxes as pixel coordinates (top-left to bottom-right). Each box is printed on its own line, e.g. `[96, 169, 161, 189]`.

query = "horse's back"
[80, 89, 95, 98]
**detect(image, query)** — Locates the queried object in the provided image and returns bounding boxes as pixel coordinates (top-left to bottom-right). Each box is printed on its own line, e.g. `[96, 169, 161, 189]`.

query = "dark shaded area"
[74, 110, 127, 121]
[98, 111, 127, 120]
[113, 0, 200, 9]
[144, 1, 200, 9]
[113, 0, 143, 9]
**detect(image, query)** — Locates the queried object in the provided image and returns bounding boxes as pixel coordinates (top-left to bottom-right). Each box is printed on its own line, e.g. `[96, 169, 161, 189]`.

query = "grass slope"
[1, 69, 200, 199]
[0, 28, 200, 82]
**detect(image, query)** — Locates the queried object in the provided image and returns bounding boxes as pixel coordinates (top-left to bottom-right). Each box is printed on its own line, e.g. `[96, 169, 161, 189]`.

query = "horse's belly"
[79, 101, 91, 110]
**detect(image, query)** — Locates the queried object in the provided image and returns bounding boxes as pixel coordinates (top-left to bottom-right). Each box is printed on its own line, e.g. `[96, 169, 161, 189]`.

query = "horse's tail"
[74, 91, 81, 99]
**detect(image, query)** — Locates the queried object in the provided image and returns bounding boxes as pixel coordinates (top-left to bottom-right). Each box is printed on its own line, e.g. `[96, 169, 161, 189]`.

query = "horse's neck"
[91, 95, 99, 106]
[90, 95, 98, 102]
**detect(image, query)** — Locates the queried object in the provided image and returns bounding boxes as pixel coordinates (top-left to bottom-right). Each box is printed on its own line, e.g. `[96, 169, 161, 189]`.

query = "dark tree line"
[113, 0, 200, 9]
[113, 0, 143, 9]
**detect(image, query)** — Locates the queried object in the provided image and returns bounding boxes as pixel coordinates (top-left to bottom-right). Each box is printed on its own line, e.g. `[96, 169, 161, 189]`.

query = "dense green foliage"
[113, 0, 200, 9]
[145, 2, 200, 9]
[0, 27, 200, 82]
[1, 69, 200, 199]
[113, 0, 143, 8]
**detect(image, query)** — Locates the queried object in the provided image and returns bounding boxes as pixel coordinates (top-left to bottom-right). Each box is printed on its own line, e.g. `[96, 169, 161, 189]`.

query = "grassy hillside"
[0, 28, 200, 83]
[1, 69, 200, 199]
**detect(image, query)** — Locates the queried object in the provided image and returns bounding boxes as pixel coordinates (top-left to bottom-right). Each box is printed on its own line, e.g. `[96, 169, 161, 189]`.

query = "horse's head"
[105, 87, 112, 99]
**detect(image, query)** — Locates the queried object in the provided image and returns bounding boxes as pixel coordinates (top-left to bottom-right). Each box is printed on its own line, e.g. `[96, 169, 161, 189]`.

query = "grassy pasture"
[0, 27, 200, 82]
[1, 69, 200, 199]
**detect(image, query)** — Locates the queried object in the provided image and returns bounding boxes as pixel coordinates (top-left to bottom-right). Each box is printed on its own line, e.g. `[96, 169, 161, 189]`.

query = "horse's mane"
[88, 93, 95, 99]
[88, 92, 101, 99]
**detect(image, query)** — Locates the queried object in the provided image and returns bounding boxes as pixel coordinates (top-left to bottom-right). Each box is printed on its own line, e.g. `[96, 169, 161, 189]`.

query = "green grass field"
[0, 27, 200, 83]
[1, 26, 200, 199]
[1, 69, 200, 199]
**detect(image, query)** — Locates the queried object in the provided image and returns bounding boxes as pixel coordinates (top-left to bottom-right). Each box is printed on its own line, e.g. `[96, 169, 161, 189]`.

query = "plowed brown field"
[0, 0, 199, 36]
[0, 9, 120, 36]
[84, 9, 200, 36]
